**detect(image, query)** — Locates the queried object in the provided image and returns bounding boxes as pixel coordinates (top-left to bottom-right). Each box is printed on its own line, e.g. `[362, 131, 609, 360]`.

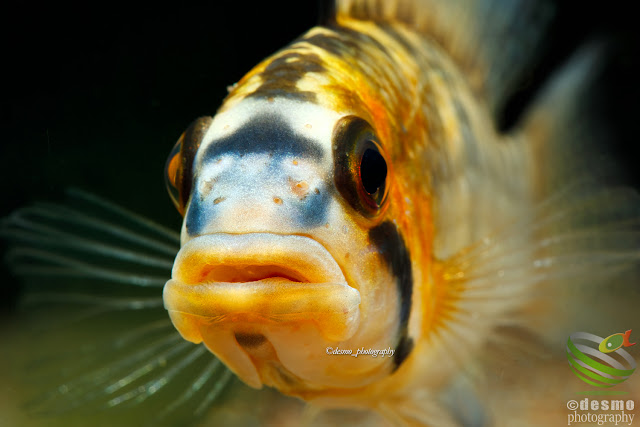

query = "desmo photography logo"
[567, 330, 636, 388]
[566, 329, 637, 425]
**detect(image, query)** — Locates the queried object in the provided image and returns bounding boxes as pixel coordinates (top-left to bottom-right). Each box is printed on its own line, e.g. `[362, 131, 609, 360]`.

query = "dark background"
[1, 1, 638, 310]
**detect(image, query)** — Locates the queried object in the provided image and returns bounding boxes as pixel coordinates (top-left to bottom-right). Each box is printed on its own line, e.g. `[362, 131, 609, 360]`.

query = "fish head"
[162, 92, 417, 396]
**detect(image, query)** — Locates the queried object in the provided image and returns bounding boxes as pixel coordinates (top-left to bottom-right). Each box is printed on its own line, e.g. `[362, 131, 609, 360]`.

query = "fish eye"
[360, 147, 387, 195]
[164, 116, 212, 215]
[332, 115, 389, 218]
[164, 140, 182, 211]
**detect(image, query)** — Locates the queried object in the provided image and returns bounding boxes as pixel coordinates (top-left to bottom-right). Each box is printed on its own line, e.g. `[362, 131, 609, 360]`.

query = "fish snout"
[184, 155, 331, 236]
[162, 233, 361, 387]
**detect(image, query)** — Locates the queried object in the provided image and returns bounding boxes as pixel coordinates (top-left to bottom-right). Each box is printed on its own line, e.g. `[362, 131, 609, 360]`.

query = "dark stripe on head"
[303, 25, 391, 67]
[248, 52, 325, 102]
[378, 24, 419, 58]
[368, 221, 414, 369]
[203, 114, 324, 160]
[184, 114, 329, 236]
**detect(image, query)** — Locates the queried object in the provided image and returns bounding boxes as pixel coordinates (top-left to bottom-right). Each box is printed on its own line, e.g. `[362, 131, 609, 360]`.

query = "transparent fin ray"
[5, 203, 178, 256]
[104, 342, 200, 407]
[6, 247, 169, 287]
[156, 357, 222, 419]
[1, 190, 235, 425]
[2, 226, 175, 269]
[65, 188, 180, 242]
[429, 179, 640, 401]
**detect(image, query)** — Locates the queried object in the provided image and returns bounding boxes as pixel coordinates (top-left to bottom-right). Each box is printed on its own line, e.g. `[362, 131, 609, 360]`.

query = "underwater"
[1, 1, 639, 426]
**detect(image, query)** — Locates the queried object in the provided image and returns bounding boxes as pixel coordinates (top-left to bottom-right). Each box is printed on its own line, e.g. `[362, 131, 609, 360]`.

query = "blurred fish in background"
[1, 1, 639, 426]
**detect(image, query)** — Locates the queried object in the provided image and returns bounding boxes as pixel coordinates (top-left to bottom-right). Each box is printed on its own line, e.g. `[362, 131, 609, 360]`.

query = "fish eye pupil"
[360, 148, 387, 195]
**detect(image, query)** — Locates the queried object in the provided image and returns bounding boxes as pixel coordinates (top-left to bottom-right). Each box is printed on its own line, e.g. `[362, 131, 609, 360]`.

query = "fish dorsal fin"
[335, 0, 555, 128]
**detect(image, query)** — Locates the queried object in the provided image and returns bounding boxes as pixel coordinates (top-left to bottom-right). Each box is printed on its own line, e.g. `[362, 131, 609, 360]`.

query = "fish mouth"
[163, 233, 361, 387]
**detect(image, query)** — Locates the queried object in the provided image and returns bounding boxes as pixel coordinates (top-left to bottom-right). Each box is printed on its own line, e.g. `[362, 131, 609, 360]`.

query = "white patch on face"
[181, 97, 346, 241]
[196, 97, 342, 168]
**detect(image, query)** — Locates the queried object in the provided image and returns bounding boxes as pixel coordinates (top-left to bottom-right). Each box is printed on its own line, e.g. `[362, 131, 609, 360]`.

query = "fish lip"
[169, 232, 348, 285]
[162, 233, 361, 342]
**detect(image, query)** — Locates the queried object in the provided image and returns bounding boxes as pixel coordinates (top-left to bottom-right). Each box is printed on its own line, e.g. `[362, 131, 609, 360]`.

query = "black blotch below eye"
[361, 148, 387, 195]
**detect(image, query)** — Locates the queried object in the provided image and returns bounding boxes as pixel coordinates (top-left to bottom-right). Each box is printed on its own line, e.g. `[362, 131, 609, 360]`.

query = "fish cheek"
[368, 221, 414, 370]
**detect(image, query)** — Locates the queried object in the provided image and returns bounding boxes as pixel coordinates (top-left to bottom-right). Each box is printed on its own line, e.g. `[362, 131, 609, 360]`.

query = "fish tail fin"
[622, 329, 637, 347]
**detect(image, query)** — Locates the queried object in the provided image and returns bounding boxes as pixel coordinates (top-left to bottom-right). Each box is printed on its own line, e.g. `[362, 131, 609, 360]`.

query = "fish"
[2, 0, 640, 426]
[599, 330, 637, 354]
